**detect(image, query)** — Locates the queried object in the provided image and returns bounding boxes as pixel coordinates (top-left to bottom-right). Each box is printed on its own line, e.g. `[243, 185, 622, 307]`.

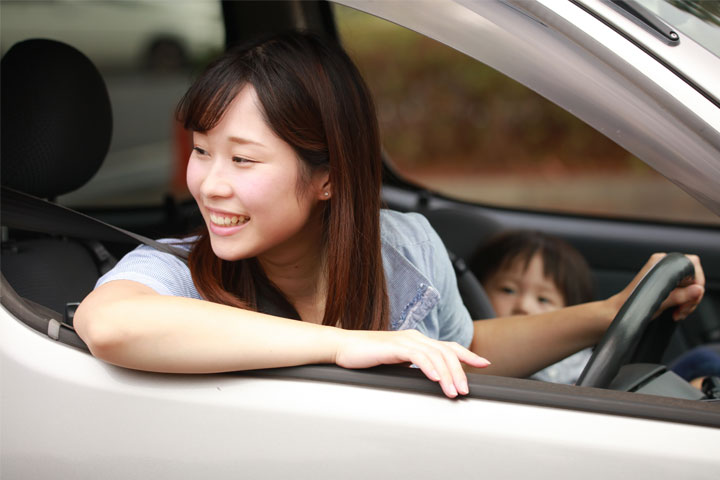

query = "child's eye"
[192, 146, 208, 156]
[500, 286, 516, 295]
[538, 296, 554, 305]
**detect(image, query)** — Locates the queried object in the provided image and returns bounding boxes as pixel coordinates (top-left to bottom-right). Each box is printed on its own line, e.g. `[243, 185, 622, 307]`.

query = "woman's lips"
[206, 209, 250, 236]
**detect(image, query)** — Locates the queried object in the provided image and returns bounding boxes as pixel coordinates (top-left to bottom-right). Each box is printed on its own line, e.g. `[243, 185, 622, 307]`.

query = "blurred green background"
[333, 4, 718, 225]
[335, 5, 642, 173]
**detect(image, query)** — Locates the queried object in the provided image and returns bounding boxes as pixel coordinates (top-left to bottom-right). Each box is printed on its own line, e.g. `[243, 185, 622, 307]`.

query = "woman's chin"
[208, 237, 255, 262]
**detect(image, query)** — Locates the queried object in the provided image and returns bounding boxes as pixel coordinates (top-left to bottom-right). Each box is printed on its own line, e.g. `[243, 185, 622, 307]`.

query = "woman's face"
[186, 84, 329, 263]
[484, 253, 566, 317]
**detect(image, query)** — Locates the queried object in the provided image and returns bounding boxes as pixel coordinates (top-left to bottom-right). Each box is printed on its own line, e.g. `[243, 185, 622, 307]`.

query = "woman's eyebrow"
[228, 135, 266, 148]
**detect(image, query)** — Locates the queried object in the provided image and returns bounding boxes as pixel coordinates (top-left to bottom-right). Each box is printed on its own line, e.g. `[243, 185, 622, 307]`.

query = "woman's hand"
[332, 329, 490, 398]
[611, 253, 705, 321]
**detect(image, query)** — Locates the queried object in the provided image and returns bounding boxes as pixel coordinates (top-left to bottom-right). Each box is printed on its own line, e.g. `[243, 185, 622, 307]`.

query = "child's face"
[484, 253, 566, 317]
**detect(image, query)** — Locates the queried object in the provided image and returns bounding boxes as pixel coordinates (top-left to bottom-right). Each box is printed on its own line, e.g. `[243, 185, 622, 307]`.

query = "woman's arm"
[75, 280, 489, 397]
[469, 254, 705, 377]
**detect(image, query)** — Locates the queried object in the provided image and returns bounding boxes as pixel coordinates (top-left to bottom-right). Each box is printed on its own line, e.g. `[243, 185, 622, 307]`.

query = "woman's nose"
[201, 162, 233, 198]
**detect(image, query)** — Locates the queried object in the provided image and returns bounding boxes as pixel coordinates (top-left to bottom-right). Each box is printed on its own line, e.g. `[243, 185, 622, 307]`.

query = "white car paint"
[2, 304, 719, 479]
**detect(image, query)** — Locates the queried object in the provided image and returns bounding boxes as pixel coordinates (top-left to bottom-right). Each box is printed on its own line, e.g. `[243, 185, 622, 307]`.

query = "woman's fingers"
[334, 329, 490, 398]
[411, 335, 491, 397]
[439, 341, 491, 395]
[399, 334, 465, 397]
[413, 348, 460, 397]
[447, 341, 491, 369]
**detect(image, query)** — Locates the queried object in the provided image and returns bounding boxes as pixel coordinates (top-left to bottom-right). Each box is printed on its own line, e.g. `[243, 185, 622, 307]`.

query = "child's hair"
[175, 32, 388, 330]
[469, 230, 594, 306]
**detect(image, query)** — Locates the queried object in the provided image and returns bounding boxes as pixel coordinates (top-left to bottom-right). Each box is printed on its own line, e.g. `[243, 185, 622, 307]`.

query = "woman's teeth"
[210, 213, 249, 226]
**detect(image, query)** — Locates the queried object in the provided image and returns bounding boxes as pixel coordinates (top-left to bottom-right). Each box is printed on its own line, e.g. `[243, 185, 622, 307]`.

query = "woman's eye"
[192, 146, 208, 155]
[232, 156, 253, 164]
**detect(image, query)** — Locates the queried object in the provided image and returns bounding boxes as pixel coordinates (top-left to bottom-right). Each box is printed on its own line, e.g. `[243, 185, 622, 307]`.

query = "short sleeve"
[416, 215, 474, 347]
[381, 210, 474, 347]
[95, 240, 201, 299]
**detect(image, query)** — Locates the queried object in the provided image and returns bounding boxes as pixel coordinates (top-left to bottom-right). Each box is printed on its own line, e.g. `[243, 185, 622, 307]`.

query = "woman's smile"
[209, 212, 249, 226]
[205, 208, 251, 236]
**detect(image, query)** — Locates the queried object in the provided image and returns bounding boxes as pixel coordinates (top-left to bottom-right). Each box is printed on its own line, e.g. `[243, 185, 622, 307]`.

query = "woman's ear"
[316, 170, 331, 200]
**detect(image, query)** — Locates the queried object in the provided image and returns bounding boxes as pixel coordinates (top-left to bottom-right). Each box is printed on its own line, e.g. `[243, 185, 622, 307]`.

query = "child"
[470, 230, 595, 384]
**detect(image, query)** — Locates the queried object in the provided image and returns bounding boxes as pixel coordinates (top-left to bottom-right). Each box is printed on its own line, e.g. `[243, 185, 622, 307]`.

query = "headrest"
[1, 39, 112, 199]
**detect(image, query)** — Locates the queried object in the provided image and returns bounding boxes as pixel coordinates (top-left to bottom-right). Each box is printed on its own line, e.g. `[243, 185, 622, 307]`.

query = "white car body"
[2, 306, 719, 479]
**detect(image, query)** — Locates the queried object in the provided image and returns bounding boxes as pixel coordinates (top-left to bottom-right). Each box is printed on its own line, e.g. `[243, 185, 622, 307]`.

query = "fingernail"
[431, 369, 440, 381]
[458, 380, 469, 395]
[447, 384, 458, 397]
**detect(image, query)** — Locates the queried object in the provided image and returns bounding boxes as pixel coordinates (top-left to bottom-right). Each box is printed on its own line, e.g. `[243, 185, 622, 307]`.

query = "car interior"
[2, 0, 719, 423]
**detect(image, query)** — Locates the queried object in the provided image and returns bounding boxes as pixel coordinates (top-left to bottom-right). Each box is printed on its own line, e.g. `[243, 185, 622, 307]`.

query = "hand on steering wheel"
[577, 253, 703, 388]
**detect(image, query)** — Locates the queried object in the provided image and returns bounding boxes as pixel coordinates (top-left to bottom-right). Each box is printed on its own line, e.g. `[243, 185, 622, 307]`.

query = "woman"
[75, 32, 705, 398]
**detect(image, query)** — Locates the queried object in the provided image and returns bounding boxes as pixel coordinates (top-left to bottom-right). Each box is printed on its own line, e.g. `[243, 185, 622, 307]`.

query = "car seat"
[1, 39, 113, 318]
[422, 207, 501, 320]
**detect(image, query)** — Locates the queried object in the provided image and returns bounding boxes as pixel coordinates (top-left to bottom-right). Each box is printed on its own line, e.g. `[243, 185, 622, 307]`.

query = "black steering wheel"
[577, 253, 695, 389]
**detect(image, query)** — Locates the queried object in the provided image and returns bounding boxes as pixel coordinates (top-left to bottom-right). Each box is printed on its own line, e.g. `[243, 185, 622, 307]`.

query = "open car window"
[334, 0, 720, 226]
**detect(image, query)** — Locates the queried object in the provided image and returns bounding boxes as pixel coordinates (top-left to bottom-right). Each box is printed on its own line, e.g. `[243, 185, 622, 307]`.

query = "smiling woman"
[74, 32, 491, 398]
[176, 33, 387, 328]
[73, 31, 704, 400]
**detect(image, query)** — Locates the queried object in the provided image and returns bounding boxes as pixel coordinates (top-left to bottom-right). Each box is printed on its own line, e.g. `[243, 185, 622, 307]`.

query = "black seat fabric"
[2, 239, 101, 314]
[1, 39, 112, 198]
[1, 39, 114, 314]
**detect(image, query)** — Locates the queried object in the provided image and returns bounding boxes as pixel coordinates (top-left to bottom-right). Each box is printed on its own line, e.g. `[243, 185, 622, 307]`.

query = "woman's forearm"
[75, 280, 491, 398]
[75, 281, 342, 373]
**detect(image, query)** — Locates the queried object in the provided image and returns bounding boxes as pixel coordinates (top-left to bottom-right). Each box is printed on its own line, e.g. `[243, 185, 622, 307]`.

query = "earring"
[323, 192, 329, 197]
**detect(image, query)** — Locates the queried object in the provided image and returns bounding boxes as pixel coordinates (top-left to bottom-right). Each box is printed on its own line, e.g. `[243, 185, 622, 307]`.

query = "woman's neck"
[257, 222, 328, 324]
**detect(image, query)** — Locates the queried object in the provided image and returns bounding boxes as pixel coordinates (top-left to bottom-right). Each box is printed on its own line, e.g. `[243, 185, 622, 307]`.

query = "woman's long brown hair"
[176, 32, 389, 331]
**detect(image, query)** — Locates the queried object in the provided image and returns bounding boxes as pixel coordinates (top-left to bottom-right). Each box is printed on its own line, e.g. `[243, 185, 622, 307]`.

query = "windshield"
[638, 0, 720, 57]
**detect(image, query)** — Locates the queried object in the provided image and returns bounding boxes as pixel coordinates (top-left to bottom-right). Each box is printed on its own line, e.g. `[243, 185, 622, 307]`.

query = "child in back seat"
[470, 230, 594, 384]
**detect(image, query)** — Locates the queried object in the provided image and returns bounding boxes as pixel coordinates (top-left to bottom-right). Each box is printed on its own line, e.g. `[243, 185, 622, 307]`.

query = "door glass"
[333, 4, 719, 225]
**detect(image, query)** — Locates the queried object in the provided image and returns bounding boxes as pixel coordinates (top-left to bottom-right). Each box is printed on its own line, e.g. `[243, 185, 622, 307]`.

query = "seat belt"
[1, 186, 190, 261]
[1, 186, 192, 347]
[82, 239, 118, 275]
